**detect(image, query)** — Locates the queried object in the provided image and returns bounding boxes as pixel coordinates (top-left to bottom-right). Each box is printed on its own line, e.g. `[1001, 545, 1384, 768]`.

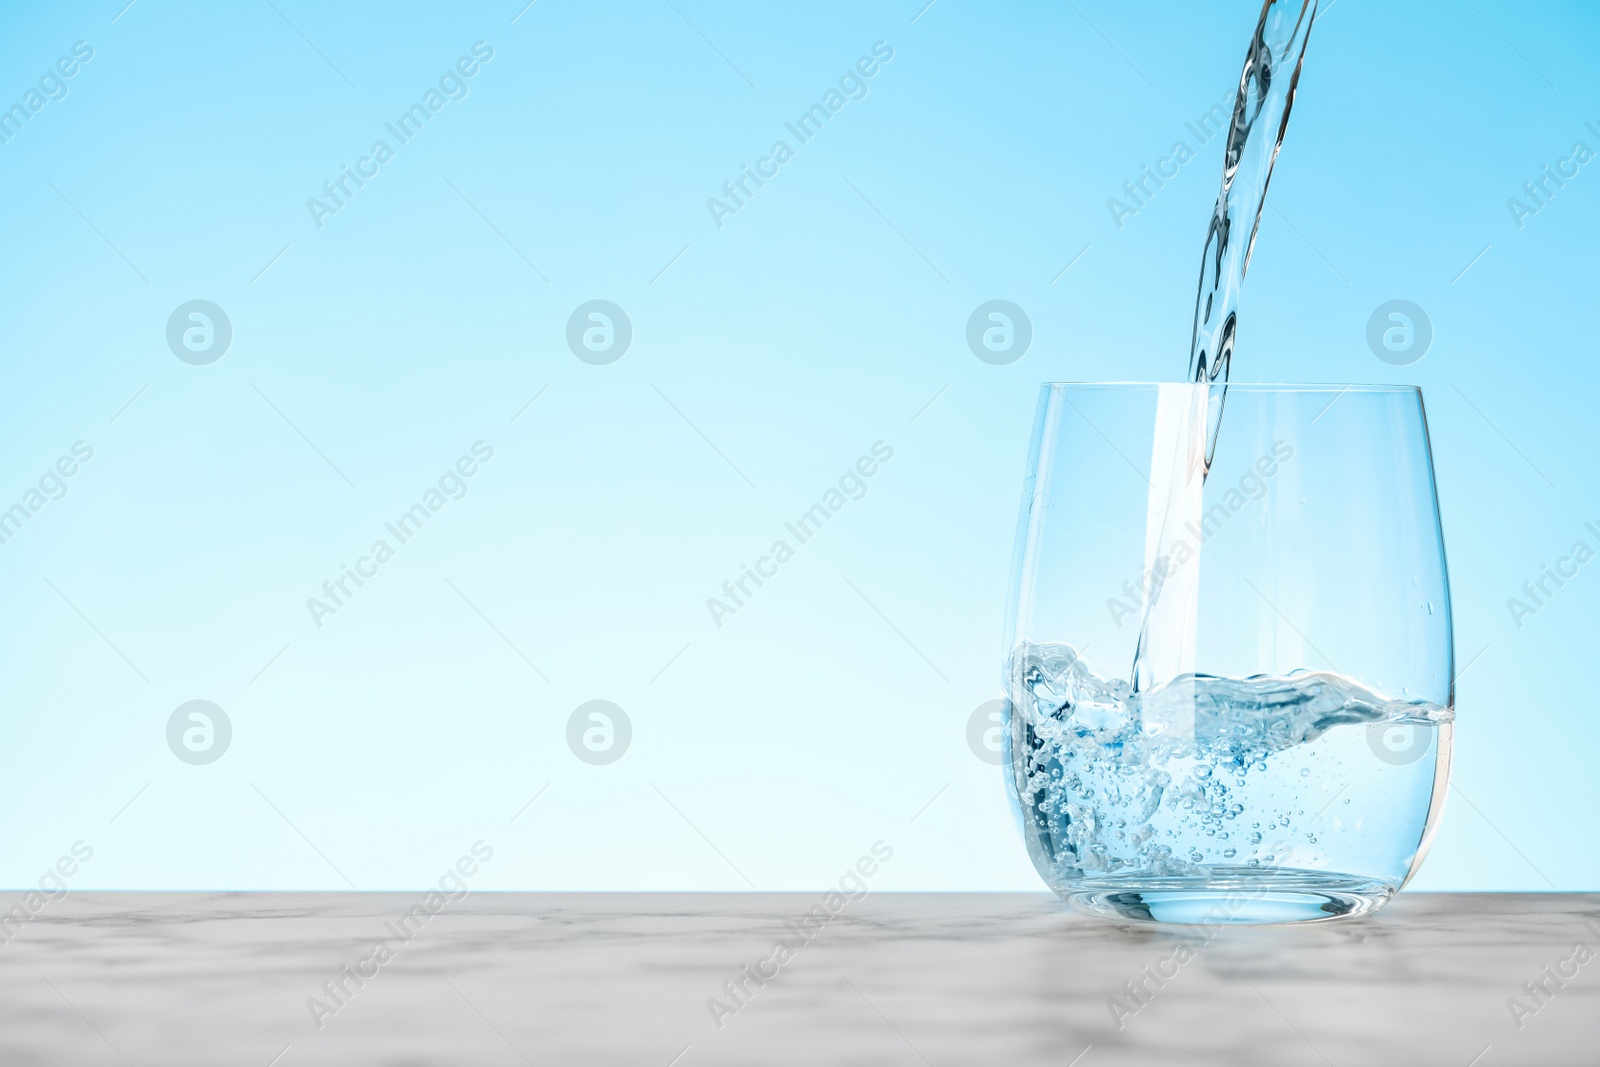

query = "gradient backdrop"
[0, 0, 1595, 891]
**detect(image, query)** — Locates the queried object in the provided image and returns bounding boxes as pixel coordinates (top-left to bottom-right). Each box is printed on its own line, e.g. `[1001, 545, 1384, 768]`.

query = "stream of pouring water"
[1189, 0, 1318, 394]
[1129, 0, 1318, 694]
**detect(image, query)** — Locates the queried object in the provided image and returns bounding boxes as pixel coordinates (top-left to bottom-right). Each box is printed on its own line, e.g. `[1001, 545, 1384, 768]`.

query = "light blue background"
[0, 0, 1594, 890]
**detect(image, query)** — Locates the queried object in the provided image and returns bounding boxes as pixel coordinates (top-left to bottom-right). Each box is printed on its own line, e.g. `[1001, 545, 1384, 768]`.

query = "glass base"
[1058, 866, 1396, 926]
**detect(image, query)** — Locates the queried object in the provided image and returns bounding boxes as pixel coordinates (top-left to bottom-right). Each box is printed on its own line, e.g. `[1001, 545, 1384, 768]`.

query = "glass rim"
[1038, 381, 1421, 394]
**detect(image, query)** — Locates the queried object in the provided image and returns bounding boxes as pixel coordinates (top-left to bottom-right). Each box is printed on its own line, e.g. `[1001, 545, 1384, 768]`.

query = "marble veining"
[0, 893, 1595, 1066]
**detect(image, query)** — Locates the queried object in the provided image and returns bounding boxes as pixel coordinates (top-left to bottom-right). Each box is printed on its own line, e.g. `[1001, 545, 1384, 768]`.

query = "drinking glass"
[1002, 383, 1453, 924]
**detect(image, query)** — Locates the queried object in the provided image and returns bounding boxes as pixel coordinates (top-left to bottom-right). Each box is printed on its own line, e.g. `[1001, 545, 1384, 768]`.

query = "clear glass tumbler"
[1003, 383, 1453, 924]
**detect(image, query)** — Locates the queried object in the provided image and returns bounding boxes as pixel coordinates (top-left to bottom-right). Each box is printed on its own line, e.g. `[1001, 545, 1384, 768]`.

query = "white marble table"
[0, 893, 1594, 1066]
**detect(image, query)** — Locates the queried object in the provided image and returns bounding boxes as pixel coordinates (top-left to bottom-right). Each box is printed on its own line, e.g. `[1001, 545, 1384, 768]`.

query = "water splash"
[1008, 642, 1448, 879]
